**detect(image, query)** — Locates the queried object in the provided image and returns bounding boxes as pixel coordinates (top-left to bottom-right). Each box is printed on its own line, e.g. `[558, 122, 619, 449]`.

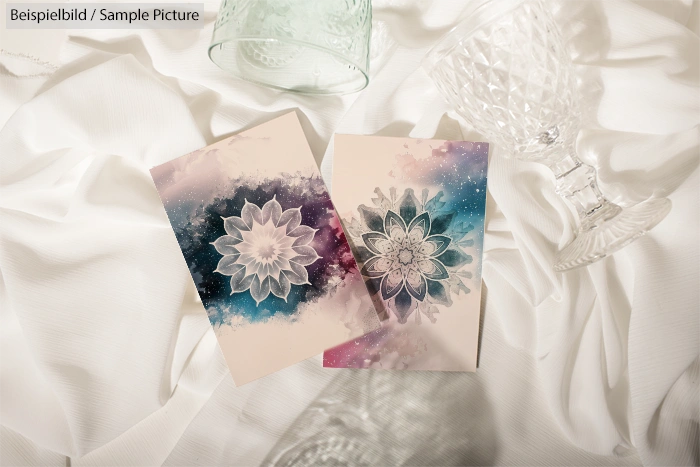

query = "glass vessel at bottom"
[422, 0, 670, 271]
[261, 371, 498, 466]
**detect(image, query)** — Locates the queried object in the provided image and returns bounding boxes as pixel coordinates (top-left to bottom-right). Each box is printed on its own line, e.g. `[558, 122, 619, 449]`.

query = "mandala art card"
[151, 113, 380, 385]
[323, 135, 488, 372]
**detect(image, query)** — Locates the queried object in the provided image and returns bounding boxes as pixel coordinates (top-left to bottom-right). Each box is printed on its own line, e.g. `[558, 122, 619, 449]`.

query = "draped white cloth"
[1, 0, 698, 465]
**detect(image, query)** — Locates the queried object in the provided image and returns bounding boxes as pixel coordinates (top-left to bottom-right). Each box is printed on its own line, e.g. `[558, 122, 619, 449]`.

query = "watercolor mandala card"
[323, 135, 488, 372]
[151, 113, 380, 386]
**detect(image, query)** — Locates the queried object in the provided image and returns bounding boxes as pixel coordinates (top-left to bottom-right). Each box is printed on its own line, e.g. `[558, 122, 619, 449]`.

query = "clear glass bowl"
[209, 0, 372, 94]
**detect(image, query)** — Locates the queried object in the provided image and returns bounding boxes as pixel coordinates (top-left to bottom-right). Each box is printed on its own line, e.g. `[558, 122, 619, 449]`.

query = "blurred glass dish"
[209, 0, 372, 94]
[423, 0, 671, 271]
[261, 371, 498, 466]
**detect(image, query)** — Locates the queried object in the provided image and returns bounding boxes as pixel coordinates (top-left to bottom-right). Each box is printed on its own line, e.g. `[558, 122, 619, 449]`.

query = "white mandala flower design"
[345, 188, 475, 324]
[212, 197, 320, 305]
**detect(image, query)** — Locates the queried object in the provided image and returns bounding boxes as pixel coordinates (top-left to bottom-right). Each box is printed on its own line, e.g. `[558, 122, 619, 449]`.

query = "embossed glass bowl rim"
[208, 35, 370, 95]
[422, 0, 527, 71]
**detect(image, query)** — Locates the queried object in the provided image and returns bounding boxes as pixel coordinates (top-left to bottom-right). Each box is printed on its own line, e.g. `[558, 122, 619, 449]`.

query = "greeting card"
[324, 135, 488, 372]
[151, 113, 380, 385]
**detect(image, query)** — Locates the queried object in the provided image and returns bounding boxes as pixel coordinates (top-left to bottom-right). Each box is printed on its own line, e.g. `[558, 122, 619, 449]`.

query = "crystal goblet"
[423, 0, 671, 271]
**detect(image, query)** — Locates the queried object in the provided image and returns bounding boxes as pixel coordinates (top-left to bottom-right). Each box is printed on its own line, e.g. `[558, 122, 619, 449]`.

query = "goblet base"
[554, 198, 672, 272]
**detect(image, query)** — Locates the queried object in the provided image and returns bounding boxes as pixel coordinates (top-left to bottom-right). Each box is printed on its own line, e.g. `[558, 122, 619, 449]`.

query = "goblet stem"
[548, 149, 621, 233]
[422, 0, 672, 271]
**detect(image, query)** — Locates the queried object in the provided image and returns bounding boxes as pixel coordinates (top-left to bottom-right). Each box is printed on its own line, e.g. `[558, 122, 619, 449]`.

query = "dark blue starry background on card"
[164, 173, 357, 326]
[390, 140, 489, 257]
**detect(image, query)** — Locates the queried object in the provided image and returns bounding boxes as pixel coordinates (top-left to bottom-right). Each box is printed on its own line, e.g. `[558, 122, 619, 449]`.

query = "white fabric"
[1, 0, 698, 465]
